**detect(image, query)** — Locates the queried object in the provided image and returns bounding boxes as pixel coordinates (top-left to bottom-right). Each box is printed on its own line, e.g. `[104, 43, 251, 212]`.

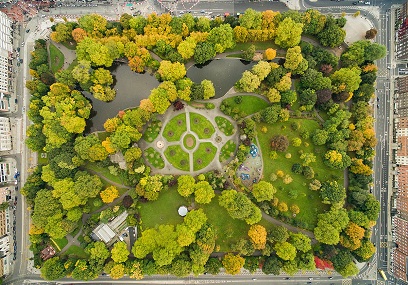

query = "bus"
[378, 269, 388, 281]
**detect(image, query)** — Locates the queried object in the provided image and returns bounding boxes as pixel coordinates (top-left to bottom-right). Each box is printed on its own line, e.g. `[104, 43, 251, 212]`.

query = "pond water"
[85, 59, 256, 132]
[187, 59, 255, 98]
[84, 63, 159, 132]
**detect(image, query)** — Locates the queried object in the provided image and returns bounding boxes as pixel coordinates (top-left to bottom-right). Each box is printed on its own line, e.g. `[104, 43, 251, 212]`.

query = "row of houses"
[392, 1, 408, 280]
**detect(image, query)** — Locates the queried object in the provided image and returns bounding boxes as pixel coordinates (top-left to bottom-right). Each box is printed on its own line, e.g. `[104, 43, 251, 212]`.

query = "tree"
[111, 242, 130, 263]
[252, 181, 276, 202]
[353, 239, 375, 261]
[201, 79, 215, 100]
[236, 70, 261, 92]
[275, 17, 304, 48]
[280, 90, 297, 106]
[330, 67, 362, 93]
[207, 24, 235, 53]
[289, 233, 311, 253]
[266, 88, 281, 103]
[194, 42, 216, 64]
[270, 135, 289, 152]
[88, 241, 110, 261]
[320, 180, 346, 205]
[262, 255, 282, 275]
[264, 48, 277, 60]
[365, 28, 377, 39]
[157, 60, 186, 82]
[110, 263, 125, 279]
[136, 175, 164, 201]
[205, 258, 222, 275]
[317, 18, 346, 48]
[298, 88, 317, 107]
[100, 185, 119, 204]
[194, 181, 215, 204]
[170, 256, 192, 277]
[284, 46, 303, 71]
[274, 241, 297, 261]
[177, 175, 195, 197]
[239, 8, 262, 29]
[252, 61, 271, 81]
[222, 253, 245, 275]
[40, 257, 66, 280]
[312, 129, 328, 146]
[324, 150, 351, 169]
[248, 224, 267, 249]
[309, 179, 321, 191]
[302, 9, 326, 35]
[300, 69, 331, 91]
[314, 223, 340, 245]
[242, 44, 255, 61]
[218, 190, 262, 225]
[268, 225, 289, 242]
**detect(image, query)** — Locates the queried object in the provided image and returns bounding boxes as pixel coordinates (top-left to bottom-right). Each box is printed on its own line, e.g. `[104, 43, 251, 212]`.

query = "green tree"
[274, 241, 297, 261]
[268, 225, 289, 242]
[252, 181, 276, 202]
[40, 257, 66, 280]
[289, 233, 311, 253]
[275, 17, 304, 48]
[236, 70, 261, 92]
[157, 60, 186, 82]
[284, 46, 303, 71]
[262, 255, 282, 275]
[207, 24, 235, 53]
[177, 175, 195, 197]
[239, 8, 262, 29]
[88, 241, 110, 262]
[318, 17, 346, 48]
[280, 90, 297, 106]
[330, 67, 362, 93]
[111, 242, 130, 263]
[194, 181, 215, 204]
[194, 42, 216, 64]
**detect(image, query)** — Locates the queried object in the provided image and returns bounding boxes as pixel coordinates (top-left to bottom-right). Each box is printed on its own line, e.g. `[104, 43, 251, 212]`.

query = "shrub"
[302, 166, 315, 179]
[269, 151, 278, 160]
[288, 189, 298, 199]
[290, 204, 300, 214]
[291, 163, 302, 174]
[309, 179, 321, 191]
[205, 103, 215, 109]
[283, 174, 293, 184]
[234, 96, 243, 104]
[291, 122, 300, 131]
[270, 173, 278, 181]
[261, 126, 268, 133]
[278, 202, 288, 212]
[285, 153, 291, 159]
[271, 197, 279, 207]
[291, 137, 302, 147]
[276, 170, 284, 178]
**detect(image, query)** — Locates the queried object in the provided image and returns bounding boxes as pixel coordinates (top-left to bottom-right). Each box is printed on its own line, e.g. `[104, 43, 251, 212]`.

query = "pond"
[84, 63, 159, 133]
[187, 59, 255, 98]
[85, 59, 255, 132]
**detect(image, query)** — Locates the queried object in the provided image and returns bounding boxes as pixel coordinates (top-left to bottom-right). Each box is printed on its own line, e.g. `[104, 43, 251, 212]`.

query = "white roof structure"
[93, 224, 115, 243]
[178, 206, 188, 217]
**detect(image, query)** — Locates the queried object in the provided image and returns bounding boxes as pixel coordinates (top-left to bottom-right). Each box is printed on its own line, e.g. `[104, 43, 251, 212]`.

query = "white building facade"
[0, 11, 12, 112]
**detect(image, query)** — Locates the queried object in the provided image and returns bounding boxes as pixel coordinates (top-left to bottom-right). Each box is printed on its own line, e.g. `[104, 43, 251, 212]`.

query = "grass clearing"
[51, 237, 68, 251]
[183, 134, 196, 150]
[190, 112, 215, 139]
[164, 145, 190, 171]
[84, 162, 124, 185]
[64, 245, 88, 259]
[219, 140, 237, 163]
[193, 142, 217, 171]
[257, 118, 342, 229]
[222, 95, 269, 116]
[163, 113, 187, 142]
[49, 43, 65, 73]
[215, 116, 235, 136]
[139, 187, 187, 230]
[142, 119, 162, 142]
[144, 147, 165, 169]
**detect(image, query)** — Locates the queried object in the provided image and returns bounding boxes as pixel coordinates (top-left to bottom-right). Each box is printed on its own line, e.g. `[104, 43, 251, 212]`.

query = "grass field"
[139, 187, 187, 230]
[63, 245, 88, 259]
[190, 112, 215, 139]
[142, 119, 162, 143]
[215, 116, 235, 136]
[84, 162, 123, 185]
[193, 142, 217, 171]
[51, 237, 68, 251]
[144, 147, 165, 169]
[164, 145, 190, 171]
[219, 140, 237, 163]
[49, 43, 65, 73]
[163, 113, 187, 142]
[222, 95, 269, 116]
[257, 118, 342, 229]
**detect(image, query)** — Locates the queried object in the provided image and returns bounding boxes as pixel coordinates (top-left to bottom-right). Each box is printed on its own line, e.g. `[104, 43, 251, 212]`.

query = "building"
[0, 11, 12, 109]
[396, 1, 408, 60]
[0, 161, 10, 183]
[0, 117, 11, 151]
[93, 224, 116, 244]
[40, 246, 56, 261]
[92, 211, 128, 245]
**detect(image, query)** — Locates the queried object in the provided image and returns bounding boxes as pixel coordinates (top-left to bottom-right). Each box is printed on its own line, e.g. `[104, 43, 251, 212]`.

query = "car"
[365, 1, 370, 4]
[328, 276, 333, 279]
[15, 196, 17, 201]
[16, 47, 20, 52]
[14, 98, 17, 104]
[284, 277, 290, 280]
[43, 8, 49, 12]
[309, 277, 313, 280]
[25, 29, 30, 33]
[13, 235, 16, 240]
[200, 10, 205, 13]
[353, 1, 357, 4]
[21, 42, 24, 47]
[13, 255, 16, 261]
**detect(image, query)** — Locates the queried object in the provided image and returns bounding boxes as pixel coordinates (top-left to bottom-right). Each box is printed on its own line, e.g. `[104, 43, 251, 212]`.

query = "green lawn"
[142, 119, 162, 143]
[163, 113, 187, 142]
[139, 187, 187, 230]
[193, 142, 217, 171]
[222, 95, 269, 116]
[63, 245, 88, 259]
[84, 162, 124, 185]
[215, 116, 235, 136]
[189, 112, 215, 139]
[49, 43, 65, 73]
[257, 118, 343, 229]
[144, 147, 165, 169]
[183, 134, 196, 150]
[67, 58, 78, 71]
[51, 237, 68, 251]
[219, 140, 237, 163]
[164, 145, 190, 171]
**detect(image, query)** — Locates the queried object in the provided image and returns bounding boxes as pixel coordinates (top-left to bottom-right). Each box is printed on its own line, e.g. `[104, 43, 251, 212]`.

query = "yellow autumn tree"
[248, 224, 267, 249]
[264, 48, 277, 60]
[100, 186, 119, 204]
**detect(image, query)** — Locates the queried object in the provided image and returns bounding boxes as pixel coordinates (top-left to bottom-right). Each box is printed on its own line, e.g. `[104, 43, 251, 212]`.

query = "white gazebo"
[178, 206, 188, 217]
